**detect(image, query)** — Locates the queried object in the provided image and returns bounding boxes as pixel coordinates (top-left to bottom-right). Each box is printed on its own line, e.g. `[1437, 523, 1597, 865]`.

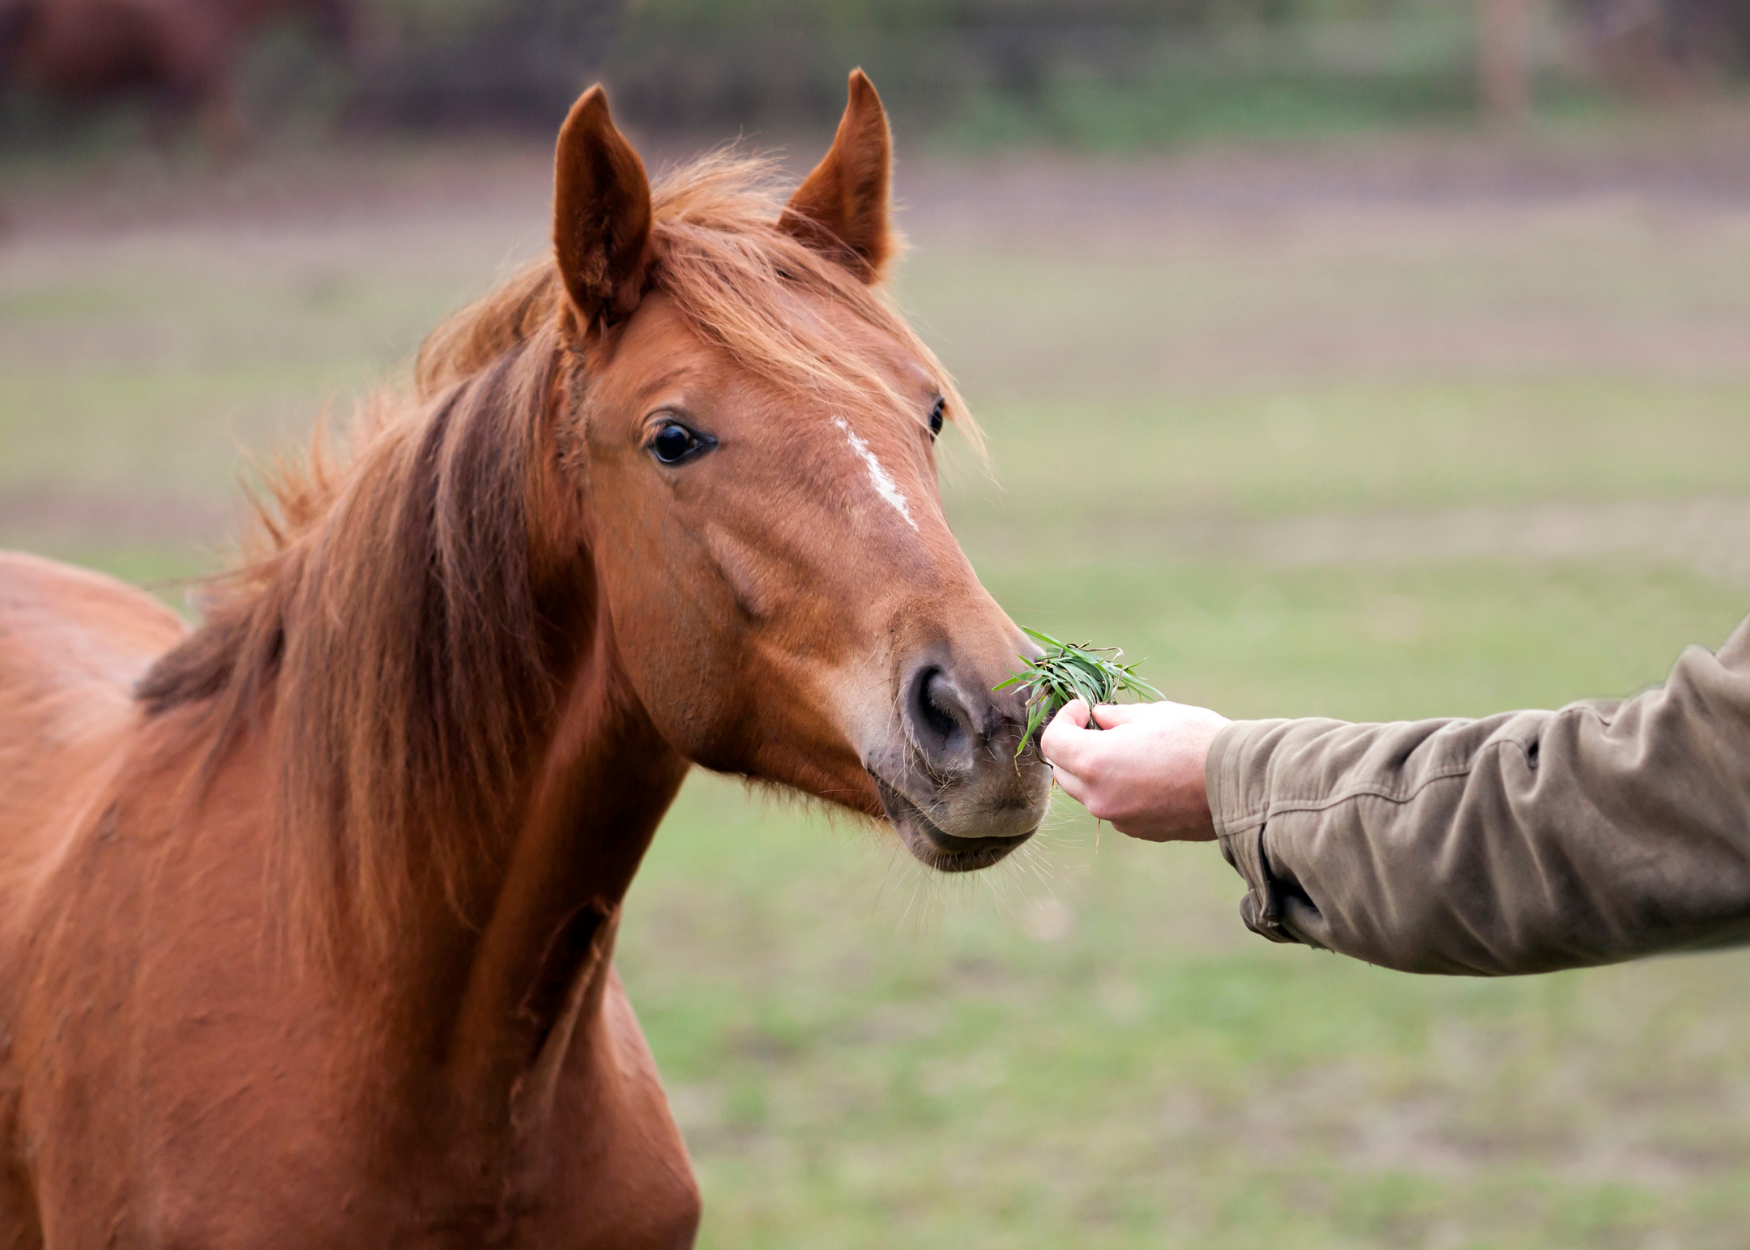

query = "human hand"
[1038, 699, 1231, 842]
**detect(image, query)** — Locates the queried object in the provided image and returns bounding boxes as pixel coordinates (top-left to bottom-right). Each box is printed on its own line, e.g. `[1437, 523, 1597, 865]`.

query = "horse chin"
[872, 776, 1035, 873]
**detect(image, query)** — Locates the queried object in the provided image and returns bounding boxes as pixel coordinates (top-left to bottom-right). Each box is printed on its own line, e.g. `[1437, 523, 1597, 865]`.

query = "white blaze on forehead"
[832, 416, 918, 532]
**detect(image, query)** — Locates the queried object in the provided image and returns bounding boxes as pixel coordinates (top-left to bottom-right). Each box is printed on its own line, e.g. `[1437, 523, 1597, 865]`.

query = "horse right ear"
[553, 86, 654, 329]
[780, 70, 894, 284]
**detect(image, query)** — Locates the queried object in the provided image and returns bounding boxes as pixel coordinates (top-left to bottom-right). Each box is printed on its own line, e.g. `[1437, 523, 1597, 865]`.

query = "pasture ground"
[5, 113, 1750, 1248]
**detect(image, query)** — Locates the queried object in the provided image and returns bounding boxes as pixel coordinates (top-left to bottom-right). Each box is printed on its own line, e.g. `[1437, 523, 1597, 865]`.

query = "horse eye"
[928, 398, 945, 439]
[649, 422, 707, 465]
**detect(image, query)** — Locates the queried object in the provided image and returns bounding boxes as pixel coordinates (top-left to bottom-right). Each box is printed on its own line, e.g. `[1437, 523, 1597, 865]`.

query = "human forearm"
[1211, 618, 1750, 975]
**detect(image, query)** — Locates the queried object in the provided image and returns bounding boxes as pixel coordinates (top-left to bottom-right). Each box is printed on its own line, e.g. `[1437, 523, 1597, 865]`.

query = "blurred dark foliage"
[350, 0, 621, 127]
[4, 0, 1750, 146]
[1566, 0, 1750, 99]
[354, 0, 1750, 139]
[603, 0, 1481, 138]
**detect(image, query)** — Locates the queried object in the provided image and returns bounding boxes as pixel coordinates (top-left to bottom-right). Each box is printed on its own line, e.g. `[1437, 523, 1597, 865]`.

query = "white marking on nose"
[832, 416, 918, 532]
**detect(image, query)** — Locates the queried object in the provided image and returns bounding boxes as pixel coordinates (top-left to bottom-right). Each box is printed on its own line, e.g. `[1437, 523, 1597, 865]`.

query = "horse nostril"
[919, 668, 958, 738]
[909, 665, 971, 757]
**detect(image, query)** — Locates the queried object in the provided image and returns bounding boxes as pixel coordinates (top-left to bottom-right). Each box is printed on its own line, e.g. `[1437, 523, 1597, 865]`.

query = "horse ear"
[553, 85, 653, 328]
[779, 69, 894, 284]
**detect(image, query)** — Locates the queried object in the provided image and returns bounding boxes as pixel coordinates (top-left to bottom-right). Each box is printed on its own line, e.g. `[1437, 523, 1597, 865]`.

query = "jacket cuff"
[1208, 719, 1301, 946]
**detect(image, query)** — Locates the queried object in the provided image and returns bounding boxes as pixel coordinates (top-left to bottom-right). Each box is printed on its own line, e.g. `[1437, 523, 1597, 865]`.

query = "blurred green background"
[6, 1, 1750, 1247]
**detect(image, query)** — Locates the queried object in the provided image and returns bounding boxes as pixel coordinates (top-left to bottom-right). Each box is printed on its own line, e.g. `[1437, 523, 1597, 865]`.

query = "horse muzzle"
[872, 774, 1039, 872]
[864, 650, 1053, 871]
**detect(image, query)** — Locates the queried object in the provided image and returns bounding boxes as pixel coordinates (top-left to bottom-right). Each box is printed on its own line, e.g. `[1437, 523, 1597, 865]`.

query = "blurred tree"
[1478, 0, 1531, 121]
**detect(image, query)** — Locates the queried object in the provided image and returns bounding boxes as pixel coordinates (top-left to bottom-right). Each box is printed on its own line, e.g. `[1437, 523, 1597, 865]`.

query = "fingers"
[1049, 759, 1092, 806]
[1039, 692, 1229, 843]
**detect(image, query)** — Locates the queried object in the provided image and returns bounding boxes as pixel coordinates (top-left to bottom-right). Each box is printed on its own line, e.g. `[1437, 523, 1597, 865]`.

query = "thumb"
[1090, 701, 1150, 729]
[1039, 699, 1092, 770]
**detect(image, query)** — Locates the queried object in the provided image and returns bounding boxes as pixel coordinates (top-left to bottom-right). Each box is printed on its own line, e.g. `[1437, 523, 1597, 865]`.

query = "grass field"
[5, 124, 1750, 1247]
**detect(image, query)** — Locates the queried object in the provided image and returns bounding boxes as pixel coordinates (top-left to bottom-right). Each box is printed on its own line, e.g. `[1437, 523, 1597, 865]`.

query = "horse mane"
[135, 149, 972, 969]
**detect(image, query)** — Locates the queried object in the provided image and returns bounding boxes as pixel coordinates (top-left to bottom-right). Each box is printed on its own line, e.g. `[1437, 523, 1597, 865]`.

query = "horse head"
[546, 72, 1053, 871]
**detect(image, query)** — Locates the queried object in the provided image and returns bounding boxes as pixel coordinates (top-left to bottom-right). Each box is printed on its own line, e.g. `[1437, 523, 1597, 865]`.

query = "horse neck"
[431, 604, 688, 1110]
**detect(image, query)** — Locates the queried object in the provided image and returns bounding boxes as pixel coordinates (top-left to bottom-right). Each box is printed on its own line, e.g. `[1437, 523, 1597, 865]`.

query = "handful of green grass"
[995, 627, 1163, 758]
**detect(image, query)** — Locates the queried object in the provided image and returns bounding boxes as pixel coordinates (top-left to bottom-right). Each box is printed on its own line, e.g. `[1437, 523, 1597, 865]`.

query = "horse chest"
[16, 1040, 697, 1250]
[11, 838, 698, 1248]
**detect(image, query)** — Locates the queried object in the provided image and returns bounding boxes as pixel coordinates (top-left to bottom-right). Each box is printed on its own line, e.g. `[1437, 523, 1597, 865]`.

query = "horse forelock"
[133, 147, 971, 971]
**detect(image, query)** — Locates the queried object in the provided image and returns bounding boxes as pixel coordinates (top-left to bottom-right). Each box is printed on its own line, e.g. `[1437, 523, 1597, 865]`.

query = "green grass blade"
[999, 628, 1162, 757]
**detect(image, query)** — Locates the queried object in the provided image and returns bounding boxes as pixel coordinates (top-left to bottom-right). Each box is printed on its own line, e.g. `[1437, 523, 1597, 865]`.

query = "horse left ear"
[553, 85, 654, 328]
[779, 69, 894, 284]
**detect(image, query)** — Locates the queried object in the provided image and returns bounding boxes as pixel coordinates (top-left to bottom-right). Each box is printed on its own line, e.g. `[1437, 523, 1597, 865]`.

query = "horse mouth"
[872, 776, 1035, 873]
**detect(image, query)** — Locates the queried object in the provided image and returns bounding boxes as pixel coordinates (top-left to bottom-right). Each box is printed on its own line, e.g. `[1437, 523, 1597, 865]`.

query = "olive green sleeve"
[1207, 615, 1750, 976]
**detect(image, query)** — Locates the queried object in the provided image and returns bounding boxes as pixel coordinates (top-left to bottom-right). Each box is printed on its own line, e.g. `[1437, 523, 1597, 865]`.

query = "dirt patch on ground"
[903, 113, 1750, 248]
[0, 488, 237, 548]
[8, 106, 1750, 247]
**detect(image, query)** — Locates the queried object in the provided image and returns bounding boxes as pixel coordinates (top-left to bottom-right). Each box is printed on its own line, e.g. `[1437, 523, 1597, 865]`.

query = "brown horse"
[0, 0, 351, 140]
[0, 71, 1050, 1247]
